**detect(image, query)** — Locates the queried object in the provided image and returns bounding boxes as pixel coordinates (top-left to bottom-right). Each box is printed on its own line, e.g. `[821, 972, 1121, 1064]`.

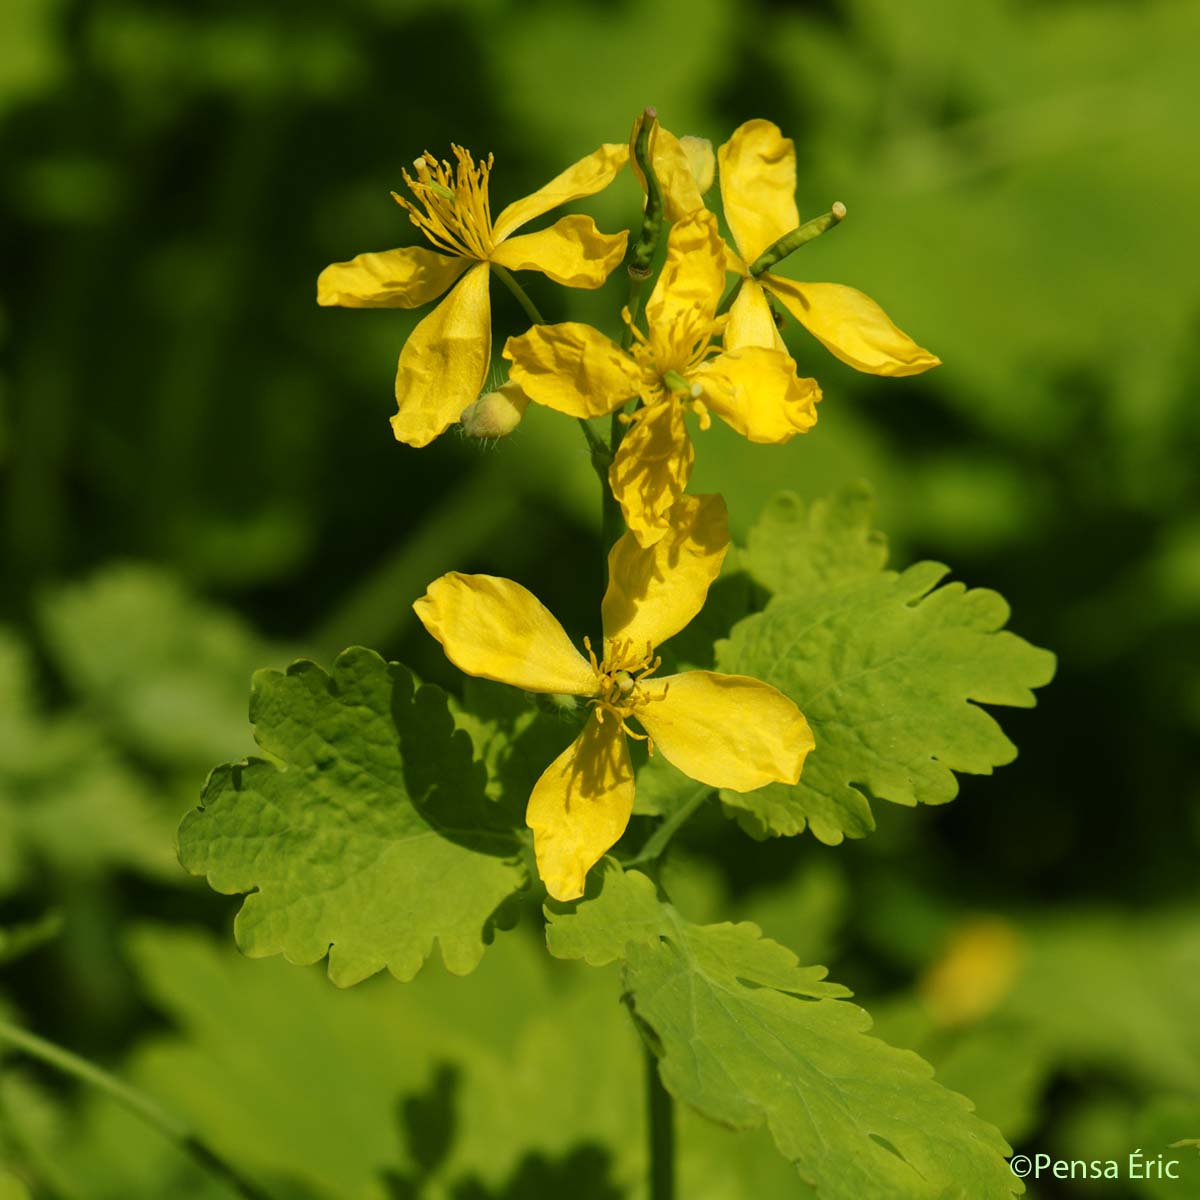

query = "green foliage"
[548, 862, 1019, 1198]
[178, 648, 527, 986]
[38, 564, 280, 769]
[717, 487, 1055, 841]
[0, 628, 179, 889]
[0, 912, 62, 967]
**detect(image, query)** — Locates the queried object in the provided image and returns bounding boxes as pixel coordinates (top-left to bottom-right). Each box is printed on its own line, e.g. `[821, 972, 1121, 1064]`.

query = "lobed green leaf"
[718, 486, 1056, 841]
[548, 862, 1020, 1199]
[178, 647, 527, 986]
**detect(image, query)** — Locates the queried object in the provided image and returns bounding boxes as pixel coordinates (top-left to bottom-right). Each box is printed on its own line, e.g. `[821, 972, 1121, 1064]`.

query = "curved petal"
[763, 276, 942, 377]
[504, 323, 641, 418]
[609, 402, 695, 548]
[317, 245, 469, 309]
[725, 278, 785, 352]
[493, 143, 629, 243]
[527, 714, 634, 902]
[718, 119, 800, 264]
[602, 493, 729, 656]
[637, 670, 814, 792]
[693, 347, 820, 444]
[413, 573, 598, 696]
[390, 263, 492, 447]
[490, 214, 627, 288]
[654, 126, 707, 221]
[644, 209, 726, 351]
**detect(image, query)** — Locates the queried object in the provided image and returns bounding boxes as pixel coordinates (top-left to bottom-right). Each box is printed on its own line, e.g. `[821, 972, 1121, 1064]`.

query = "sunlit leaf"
[717, 487, 1055, 840]
[548, 862, 1019, 1198]
[178, 648, 527, 986]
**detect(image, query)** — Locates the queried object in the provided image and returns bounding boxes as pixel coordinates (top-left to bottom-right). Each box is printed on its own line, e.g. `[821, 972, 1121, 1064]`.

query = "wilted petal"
[718, 120, 800, 264]
[693, 347, 820, 444]
[317, 245, 469, 309]
[601, 494, 729, 656]
[764, 276, 942, 377]
[609, 402, 695, 548]
[527, 715, 634, 902]
[391, 262, 492, 447]
[725, 278, 786, 352]
[493, 143, 629, 242]
[490, 215, 627, 288]
[637, 670, 814, 791]
[413, 572, 598, 696]
[504, 323, 642, 418]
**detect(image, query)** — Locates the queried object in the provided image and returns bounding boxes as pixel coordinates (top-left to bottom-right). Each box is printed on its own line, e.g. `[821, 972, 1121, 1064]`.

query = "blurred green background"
[2, 0, 1199, 1196]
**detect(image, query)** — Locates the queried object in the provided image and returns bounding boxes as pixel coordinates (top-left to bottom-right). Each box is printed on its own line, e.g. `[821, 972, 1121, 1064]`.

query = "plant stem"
[628, 785, 712, 866]
[491, 261, 607, 465]
[490, 262, 544, 326]
[644, 1043, 675, 1200]
[0, 1017, 273, 1200]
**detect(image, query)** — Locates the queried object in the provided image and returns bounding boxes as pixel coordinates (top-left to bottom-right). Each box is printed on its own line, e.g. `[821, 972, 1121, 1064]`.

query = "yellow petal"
[763, 276, 942, 377]
[317, 246, 470, 309]
[725, 278, 786, 352]
[490, 214, 627, 288]
[693, 347, 821, 444]
[391, 262, 491, 447]
[644, 209, 726, 350]
[413, 572, 598, 696]
[602, 493, 729, 655]
[609, 402, 695, 548]
[527, 714, 634, 902]
[504, 323, 641, 418]
[637, 670, 814, 792]
[718, 119, 800, 264]
[492, 143, 629, 243]
[653, 127, 706, 221]
[679, 135, 715, 196]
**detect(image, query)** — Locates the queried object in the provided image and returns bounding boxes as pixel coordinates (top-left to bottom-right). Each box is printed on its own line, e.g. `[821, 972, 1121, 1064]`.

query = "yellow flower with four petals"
[718, 119, 940, 376]
[317, 143, 629, 447]
[414, 494, 813, 901]
[504, 209, 820, 547]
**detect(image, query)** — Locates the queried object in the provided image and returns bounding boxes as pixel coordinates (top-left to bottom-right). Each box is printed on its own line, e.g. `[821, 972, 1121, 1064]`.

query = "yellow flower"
[504, 209, 820, 547]
[413, 495, 813, 901]
[719, 119, 941, 376]
[317, 144, 629, 447]
[626, 108, 713, 222]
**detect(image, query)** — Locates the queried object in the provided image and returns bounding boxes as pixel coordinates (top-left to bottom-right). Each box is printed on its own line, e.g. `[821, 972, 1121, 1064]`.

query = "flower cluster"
[318, 113, 939, 900]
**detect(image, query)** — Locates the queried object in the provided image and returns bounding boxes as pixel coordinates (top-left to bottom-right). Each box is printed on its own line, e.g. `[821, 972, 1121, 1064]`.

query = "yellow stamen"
[395, 144, 497, 260]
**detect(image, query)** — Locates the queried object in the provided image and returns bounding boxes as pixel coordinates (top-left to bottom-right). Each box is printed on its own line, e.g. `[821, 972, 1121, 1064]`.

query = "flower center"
[621, 305, 721, 428]
[394, 146, 497, 260]
[583, 636, 671, 751]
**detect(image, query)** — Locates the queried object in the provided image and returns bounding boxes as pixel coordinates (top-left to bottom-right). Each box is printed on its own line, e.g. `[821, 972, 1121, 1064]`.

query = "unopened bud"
[459, 380, 529, 439]
[679, 135, 715, 195]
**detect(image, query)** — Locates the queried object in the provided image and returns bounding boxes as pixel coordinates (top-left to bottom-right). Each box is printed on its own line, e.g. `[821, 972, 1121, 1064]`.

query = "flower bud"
[459, 379, 529, 439]
[679, 135, 715, 195]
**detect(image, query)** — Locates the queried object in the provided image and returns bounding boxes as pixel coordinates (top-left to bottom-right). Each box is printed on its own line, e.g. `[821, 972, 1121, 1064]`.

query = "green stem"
[492, 261, 606, 466]
[628, 785, 712, 866]
[491, 262, 545, 326]
[644, 1044, 675, 1200]
[0, 1018, 272, 1200]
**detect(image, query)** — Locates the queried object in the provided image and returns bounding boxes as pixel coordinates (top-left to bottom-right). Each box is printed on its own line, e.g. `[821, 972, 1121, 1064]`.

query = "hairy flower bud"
[459, 379, 529, 439]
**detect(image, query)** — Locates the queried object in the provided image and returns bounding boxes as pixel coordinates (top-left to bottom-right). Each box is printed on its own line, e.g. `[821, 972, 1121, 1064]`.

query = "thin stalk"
[490, 262, 545, 326]
[491, 261, 607, 464]
[0, 1018, 272, 1200]
[628, 785, 712, 866]
[644, 1044, 675, 1200]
